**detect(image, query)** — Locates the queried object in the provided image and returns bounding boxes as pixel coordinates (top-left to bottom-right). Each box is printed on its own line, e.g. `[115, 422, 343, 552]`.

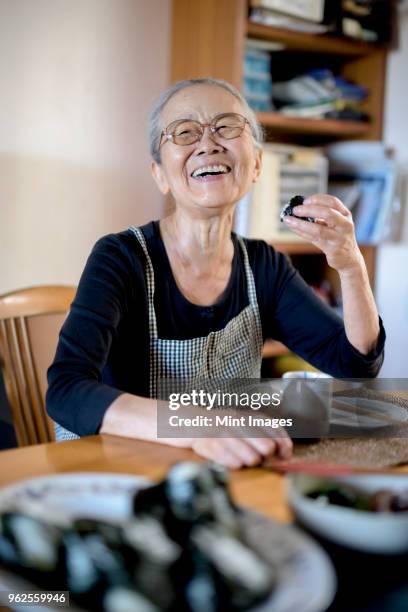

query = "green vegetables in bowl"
[288, 474, 408, 554]
[306, 484, 408, 513]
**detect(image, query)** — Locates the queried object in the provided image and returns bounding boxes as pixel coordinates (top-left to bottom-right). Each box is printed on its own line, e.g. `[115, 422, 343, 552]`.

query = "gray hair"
[148, 78, 264, 164]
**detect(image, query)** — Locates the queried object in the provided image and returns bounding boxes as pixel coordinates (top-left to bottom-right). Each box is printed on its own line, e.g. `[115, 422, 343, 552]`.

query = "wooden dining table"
[0, 435, 293, 522]
[0, 435, 408, 611]
[0, 434, 407, 521]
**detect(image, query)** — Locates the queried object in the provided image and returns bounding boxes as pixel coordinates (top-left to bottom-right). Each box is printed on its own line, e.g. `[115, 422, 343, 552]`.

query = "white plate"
[288, 473, 408, 554]
[0, 472, 336, 612]
[330, 396, 408, 432]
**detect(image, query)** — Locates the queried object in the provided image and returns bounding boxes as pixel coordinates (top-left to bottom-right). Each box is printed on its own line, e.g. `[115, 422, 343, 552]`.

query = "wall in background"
[0, 0, 171, 448]
[0, 0, 171, 293]
[376, 7, 408, 377]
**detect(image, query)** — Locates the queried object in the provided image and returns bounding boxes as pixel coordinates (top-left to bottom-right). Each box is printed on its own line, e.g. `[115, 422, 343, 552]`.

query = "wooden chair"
[0, 286, 76, 446]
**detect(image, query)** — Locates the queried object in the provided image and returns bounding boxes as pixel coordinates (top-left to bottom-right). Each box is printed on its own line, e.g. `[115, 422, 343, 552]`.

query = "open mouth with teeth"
[191, 164, 232, 180]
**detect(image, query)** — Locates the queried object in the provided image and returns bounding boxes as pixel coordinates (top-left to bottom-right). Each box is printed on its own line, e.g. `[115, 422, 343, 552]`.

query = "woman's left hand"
[283, 194, 363, 273]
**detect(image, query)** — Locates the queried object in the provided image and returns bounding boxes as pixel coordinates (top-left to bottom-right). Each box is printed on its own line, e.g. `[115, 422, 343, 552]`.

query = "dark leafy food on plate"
[280, 195, 315, 224]
[307, 484, 408, 513]
[0, 512, 65, 589]
[188, 525, 273, 611]
[0, 463, 275, 611]
[133, 462, 240, 544]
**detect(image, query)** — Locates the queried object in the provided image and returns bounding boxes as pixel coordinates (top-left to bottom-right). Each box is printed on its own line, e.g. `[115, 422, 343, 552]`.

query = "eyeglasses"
[160, 112, 250, 148]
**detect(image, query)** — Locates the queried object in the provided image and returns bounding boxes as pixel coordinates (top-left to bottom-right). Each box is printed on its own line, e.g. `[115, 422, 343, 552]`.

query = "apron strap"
[236, 236, 258, 308]
[129, 226, 158, 343]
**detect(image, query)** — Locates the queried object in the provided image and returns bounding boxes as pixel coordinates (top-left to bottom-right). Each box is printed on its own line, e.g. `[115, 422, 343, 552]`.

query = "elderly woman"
[47, 78, 385, 468]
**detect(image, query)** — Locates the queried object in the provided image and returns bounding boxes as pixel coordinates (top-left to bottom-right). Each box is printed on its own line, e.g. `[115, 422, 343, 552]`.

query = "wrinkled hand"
[283, 194, 363, 273]
[191, 432, 293, 470]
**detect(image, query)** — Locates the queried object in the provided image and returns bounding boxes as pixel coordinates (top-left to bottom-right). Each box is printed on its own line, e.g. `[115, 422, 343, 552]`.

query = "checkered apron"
[130, 226, 263, 398]
[54, 225, 263, 441]
[54, 422, 79, 441]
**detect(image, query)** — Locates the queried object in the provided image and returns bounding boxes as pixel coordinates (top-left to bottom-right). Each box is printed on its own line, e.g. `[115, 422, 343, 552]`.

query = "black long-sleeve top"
[46, 221, 385, 436]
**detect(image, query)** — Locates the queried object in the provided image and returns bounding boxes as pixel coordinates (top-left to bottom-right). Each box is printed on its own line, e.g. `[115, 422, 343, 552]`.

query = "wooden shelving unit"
[170, 0, 388, 340]
[170, 0, 388, 268]
[256, 111, 371, 138]
[246, 21, 382, 56]
[273, 242, 321, 255]
[273, 244, 376, 277]
[170, 0, 386, 141]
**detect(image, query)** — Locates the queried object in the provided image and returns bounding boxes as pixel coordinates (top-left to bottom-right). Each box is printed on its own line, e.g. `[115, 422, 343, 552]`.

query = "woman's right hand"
[102, 394, 293, 469]
[191, 433, 293, 469]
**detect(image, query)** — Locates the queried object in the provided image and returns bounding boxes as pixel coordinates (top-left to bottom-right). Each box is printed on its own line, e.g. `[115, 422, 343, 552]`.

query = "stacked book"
[249, 0, 334, 33]
[243, 41, 274, 112]
[341, 0, 394, 43]
[326, 141, 399, 244]
[272, 69, 368, 121]
[248, 0, 394, 42]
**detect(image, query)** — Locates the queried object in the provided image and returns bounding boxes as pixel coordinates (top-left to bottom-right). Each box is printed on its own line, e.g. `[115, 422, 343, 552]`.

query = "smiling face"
[151, 84, 262, 214]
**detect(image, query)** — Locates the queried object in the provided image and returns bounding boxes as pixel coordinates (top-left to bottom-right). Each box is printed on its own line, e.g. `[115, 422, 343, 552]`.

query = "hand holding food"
[282, 194, 363, 274]
[280, 195, 315, 223]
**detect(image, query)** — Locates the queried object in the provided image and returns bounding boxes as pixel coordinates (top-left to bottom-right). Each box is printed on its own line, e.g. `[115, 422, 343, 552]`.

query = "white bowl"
[287, 474, 408, 554]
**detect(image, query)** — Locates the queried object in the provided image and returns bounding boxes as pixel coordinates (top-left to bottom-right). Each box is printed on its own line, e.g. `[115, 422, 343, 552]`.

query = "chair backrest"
[0, 286, 76, 446]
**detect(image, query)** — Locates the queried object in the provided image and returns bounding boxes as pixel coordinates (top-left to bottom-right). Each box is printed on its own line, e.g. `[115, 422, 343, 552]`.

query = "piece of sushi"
[165, 463, 239, 530]
[62, 529, 104, 605]
[0, 512, 63, 587]
[133, 463, 240, 546]
[123, 516, 180, 610]
[188, 525, 275, 611]
[104, 586, 160, 612]
[280, 195, 315, 223]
